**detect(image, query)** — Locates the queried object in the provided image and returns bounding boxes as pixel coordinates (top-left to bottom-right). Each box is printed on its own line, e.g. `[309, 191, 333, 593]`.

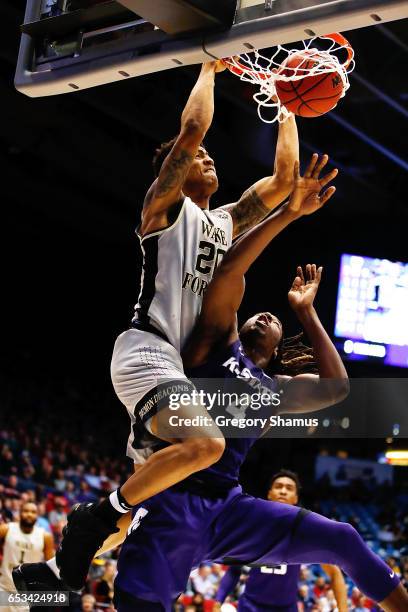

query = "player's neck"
[242, 345, 268, 369]
[193, 195, 210, 210]
[183, 188, 211, 210]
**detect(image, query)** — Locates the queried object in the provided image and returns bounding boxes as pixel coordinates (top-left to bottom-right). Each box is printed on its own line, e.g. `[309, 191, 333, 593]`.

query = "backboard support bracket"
[115, 0, 238, 36]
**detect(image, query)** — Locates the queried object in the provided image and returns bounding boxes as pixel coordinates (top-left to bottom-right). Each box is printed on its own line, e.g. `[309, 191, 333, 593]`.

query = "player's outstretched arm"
[321, 564, 349, 612]
[183, 154, 337, 368]
[207, 154, 337, 280]
[276, 264, 349, 415]
[141, 61, 225, 235]
[220, 114, 299, 238]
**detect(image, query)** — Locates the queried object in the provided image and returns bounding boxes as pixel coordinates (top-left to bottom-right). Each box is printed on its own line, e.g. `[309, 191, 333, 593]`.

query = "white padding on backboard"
[15, 40, 208, 97]
[205, 0, 408, 58]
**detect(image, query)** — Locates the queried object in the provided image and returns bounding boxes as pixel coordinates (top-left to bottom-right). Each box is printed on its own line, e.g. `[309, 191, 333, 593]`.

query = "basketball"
[275, 52, 345, 117]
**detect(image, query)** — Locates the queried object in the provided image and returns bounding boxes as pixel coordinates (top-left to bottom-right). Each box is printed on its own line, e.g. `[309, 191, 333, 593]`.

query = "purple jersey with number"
[183, 340, 279, 489]
[217, 564, 300, 611]
[244, 565, 300, 608]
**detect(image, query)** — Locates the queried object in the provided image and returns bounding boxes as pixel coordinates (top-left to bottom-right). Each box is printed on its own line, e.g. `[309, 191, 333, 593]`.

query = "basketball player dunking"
[214, 470, 348, 612]
[0, 502, 54, 612]
[14, 60, 300, 592]
[112, 155, 407, 611]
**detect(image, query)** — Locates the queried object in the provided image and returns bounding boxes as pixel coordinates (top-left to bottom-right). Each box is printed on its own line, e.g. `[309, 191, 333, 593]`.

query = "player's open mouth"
[256, 314, 272, 327]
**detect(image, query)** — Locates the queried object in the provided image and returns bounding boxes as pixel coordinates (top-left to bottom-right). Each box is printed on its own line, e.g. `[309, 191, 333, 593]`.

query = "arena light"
[385, 450, 408, 466]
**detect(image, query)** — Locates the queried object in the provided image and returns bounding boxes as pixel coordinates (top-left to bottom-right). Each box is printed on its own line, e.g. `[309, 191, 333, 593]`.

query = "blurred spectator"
[80, 594, 102, 612]
[318, 588, 337, 612]
[299, 566, 311, 585]
[48, 497, 67, 528]
[65, 480, 78, 504]
[191, 564, 216, 598]
[36, 501, 52, 533]
[191, 592, 204, 612]
[94, 560, 115, 605]
[354, 595, 370, 612]
[313, 576, 328, 599]
[351, 587, 362, 607]
[54, 468, 68, 492]
[298, 584, 315, 611]
[76, 480, 98, 504]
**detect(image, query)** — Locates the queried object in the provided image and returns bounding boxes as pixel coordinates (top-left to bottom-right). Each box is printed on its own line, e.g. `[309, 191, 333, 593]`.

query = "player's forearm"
[296, 307, 349, 384]
[326, 567, 349, 612]
[215, 567, 242, 603]
[220, 202, 298, 277]
[180, 63, 216, 136]
[274, 114, 299, 184]
[249, 116, 299, 211]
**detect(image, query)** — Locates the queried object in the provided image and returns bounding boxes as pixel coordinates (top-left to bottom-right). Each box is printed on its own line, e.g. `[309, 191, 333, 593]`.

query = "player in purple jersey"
[214, 470, 348, 612]
[111, 155, 407, 611]
[13, 157, 407, 610]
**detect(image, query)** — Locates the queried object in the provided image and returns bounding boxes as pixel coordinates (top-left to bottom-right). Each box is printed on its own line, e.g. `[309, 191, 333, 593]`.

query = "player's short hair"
[152, 138, 206, 177]
[269, 469, 301, 494]
[152, 137, 178, 177]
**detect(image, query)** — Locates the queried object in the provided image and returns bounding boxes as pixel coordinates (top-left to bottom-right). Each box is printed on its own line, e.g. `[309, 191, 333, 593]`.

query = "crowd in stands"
[1, 407, 407, 611]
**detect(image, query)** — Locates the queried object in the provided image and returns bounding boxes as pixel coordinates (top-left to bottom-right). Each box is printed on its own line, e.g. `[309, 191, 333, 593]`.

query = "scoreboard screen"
[334, 254, 408, 368]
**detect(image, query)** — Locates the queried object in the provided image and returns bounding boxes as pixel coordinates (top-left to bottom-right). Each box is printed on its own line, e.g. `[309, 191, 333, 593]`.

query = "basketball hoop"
[223, 33, 355, 123]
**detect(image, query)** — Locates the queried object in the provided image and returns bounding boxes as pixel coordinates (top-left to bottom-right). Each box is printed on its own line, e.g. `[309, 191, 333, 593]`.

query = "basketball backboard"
[15, 0, 408, 97]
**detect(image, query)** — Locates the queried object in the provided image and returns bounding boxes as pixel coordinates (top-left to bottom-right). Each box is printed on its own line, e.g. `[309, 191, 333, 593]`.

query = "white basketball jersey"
[0, 523, 45, 590]
[134, 197, 233, 352]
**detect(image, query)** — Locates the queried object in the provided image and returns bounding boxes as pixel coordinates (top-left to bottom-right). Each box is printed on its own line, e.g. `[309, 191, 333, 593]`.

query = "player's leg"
[282, 511, 408, 612]
[208, 495, 407, 611]
[55, 330, 224, 590]
[118, 409, 225, 508]
[114, 486, 216, 612]
[14, 331, 225, 593]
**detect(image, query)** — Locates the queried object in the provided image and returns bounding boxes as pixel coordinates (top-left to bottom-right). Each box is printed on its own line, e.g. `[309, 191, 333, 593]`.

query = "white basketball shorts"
[111, 328, 195, 463]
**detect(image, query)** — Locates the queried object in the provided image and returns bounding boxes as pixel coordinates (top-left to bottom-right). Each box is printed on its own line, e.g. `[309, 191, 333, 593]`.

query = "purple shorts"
[115, 486, 302, 612]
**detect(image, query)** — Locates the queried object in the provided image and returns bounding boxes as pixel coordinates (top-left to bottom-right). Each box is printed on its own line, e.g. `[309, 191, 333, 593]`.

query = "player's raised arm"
[276, 263, 349, 415]
[183, 154, 337, 367]
[219, 114, 299, 238]
[214, 566, 243, 608]
[141, 61, 225, 235]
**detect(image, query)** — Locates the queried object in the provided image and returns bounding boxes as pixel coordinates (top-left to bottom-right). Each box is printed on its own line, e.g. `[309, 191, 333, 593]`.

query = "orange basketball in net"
[275, 51, 345, 117]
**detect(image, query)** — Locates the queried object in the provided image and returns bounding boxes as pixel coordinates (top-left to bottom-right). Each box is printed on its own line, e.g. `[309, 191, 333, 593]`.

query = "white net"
[223, 33, 355, 123]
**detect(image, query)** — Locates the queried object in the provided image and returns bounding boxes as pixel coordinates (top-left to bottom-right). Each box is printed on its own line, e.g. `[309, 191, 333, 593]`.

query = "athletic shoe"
[12, 562, 68, 592]
[56, 503, 118, 590]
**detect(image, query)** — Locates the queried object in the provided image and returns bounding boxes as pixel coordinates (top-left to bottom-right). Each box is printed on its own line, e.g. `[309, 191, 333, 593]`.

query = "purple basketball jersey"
[243, 564, 300, 607]
[184, 340, 279, 488]
[217, 564, 300, 610]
